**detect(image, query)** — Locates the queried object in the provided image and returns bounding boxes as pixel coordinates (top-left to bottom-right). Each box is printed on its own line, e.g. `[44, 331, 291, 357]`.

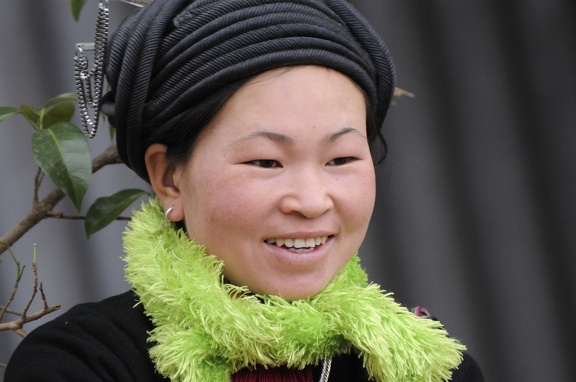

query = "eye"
[244, 159, 282, 168]
[327, 157, 357, 166]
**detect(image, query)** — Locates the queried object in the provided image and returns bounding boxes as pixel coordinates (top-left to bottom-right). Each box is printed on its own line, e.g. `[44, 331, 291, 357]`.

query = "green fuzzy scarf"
[124, 200, 465, 382]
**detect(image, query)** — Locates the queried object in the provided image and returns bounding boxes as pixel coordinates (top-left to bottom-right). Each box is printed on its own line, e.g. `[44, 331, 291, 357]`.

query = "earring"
[164, 206, 175, 221]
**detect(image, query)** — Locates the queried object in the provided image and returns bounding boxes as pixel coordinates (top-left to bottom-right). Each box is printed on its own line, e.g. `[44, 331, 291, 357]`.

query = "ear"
[144, 143, 185, 222]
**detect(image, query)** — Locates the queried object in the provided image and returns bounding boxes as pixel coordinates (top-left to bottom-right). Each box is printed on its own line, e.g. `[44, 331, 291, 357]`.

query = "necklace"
[319, 358, 331, 382]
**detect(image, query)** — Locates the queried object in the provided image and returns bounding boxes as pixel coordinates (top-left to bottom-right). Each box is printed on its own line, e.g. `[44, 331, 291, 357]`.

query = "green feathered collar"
[124, 200, 465, 381]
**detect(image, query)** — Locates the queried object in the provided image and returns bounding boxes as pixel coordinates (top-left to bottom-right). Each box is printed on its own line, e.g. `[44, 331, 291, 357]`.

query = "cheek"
[342, 167, 376, 228]
[363, 171, 377, 214]
[189, 173, 266, 234]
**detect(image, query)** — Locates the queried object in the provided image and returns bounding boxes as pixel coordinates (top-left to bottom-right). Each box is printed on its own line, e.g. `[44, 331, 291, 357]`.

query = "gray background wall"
[1, 1, 575, 381]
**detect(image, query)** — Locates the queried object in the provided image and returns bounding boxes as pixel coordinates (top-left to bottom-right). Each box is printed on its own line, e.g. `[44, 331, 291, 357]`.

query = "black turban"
[101, 0, 395, 181]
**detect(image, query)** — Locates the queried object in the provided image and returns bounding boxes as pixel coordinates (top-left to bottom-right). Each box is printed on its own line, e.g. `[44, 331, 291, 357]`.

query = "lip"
[264, 231, 334, 241]
[264, 235, 334, 266]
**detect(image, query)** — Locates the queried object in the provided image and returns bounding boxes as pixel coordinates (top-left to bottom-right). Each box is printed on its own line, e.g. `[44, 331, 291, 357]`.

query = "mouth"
[265, 236, 331, 253]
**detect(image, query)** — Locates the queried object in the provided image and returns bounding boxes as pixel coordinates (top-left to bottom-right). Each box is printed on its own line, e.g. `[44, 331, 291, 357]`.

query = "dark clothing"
[5, 291, 483, 381]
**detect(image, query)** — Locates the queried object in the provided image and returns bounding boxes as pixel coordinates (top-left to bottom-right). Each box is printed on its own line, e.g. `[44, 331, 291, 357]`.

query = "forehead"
[186, 65, 369, 164]
[213, 65, 366, 125]
[242, 65, 362, 97]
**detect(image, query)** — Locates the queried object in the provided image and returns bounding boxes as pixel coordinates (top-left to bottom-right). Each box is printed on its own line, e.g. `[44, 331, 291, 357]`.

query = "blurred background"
[1, 1, 574, 381]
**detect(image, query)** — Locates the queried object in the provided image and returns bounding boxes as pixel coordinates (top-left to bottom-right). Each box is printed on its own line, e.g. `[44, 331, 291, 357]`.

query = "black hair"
[144, 79, 251, 167]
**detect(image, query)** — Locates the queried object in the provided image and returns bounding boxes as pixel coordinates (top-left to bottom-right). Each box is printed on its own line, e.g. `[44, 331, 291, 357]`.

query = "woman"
[6, 0, 483, 381]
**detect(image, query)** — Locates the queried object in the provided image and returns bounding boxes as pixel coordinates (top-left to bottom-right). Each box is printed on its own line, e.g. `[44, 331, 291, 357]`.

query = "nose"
[279, 168, 334, 218]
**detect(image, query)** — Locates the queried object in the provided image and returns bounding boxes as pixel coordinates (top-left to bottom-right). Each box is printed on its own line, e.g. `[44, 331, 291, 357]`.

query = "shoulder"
[325, 351, 483, 382]
[5, 291, 167, 382]
[451, 351, 485, 381]
[412, 307, 484, 381]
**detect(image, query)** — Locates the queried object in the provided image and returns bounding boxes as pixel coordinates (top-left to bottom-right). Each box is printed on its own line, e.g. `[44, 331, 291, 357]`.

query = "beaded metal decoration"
[74, 0, 109, 138]
[74, 0, 152, 138]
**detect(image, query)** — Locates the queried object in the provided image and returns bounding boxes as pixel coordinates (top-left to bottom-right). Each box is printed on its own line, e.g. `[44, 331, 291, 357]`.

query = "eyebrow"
[324, 127, 367, 144]
[234, 130, 295, 146]
[232, 127, 366, 147]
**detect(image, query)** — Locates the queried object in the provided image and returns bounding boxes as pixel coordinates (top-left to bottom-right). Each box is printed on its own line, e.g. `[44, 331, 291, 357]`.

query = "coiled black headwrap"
[101, 0, 395, 181]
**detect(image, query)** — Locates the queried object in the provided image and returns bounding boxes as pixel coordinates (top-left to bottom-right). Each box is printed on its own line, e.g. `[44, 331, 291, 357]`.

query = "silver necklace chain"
[74, 0, 109, 138]
[319, 358, 332, 382]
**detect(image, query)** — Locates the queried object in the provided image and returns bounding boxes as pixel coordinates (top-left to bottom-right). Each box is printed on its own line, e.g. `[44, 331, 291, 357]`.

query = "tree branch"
[0, 145, 122, 256]
[0, 303, 61, 337]
[0, 249, 23, 324]
[0, 307, 22, 316]
[33, 167, 44, 205]
[45, 212, 131, 221]
[0, 245, 61, 337]
[394, 87, 415, 99]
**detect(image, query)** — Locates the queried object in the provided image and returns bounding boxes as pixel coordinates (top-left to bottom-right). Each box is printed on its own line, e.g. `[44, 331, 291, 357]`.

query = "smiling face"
[148, 65, 376, 300]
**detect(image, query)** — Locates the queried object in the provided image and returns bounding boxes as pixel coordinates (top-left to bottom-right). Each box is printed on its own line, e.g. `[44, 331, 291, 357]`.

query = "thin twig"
[0, 247, 23, 323]
[33, 167, 44, 205]
[19, 245, 39, 319]
[0, 304, 61, 337]
[39, 283, 49, 310]
[394, 86, 416, 99]
[0, 307, 22, 316]
[0, 245, 61, 337]
[45, 212, 131, 221]
[45, 212, 87, 220]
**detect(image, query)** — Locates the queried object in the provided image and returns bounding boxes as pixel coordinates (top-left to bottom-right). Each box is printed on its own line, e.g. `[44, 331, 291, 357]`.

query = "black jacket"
[5, 291, 483, 381]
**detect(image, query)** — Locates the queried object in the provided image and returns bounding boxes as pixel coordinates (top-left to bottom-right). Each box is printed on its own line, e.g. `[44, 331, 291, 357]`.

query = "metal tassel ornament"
[74, 0, 109, 138]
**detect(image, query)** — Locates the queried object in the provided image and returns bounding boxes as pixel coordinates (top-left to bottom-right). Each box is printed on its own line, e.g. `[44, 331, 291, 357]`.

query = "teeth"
[294, 239, 305, 248]
[266, 236, 329, 249]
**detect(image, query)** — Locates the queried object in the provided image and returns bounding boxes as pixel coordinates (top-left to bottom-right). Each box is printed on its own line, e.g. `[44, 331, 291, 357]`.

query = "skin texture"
[146, 65, 376, 300]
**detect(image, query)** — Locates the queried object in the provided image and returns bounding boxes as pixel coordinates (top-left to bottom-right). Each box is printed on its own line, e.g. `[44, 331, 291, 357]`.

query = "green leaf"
[0, 106, 20, 123]
[19, 104, 41, 128]
[69, 0, 87, 22]
[31, 122, 91, 211]
[40, 102, 75, 129]
[44, 92, 77, 108]
[85, 189, 148, 238]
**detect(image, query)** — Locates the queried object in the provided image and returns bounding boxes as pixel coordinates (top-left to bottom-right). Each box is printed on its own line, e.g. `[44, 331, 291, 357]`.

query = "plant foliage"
[1, 92, 146, 235]
[69, 0, 87, 22]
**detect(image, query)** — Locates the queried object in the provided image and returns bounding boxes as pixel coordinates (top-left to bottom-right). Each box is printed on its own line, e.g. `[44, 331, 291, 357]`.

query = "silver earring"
[164, 206, 175, 221]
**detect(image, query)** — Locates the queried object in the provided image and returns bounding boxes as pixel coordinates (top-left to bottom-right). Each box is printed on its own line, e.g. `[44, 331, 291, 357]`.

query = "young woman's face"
[174, 65, 375, 300]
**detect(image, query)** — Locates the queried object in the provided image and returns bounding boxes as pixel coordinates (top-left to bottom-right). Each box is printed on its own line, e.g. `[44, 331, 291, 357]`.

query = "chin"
[266, 279, 330, 301]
